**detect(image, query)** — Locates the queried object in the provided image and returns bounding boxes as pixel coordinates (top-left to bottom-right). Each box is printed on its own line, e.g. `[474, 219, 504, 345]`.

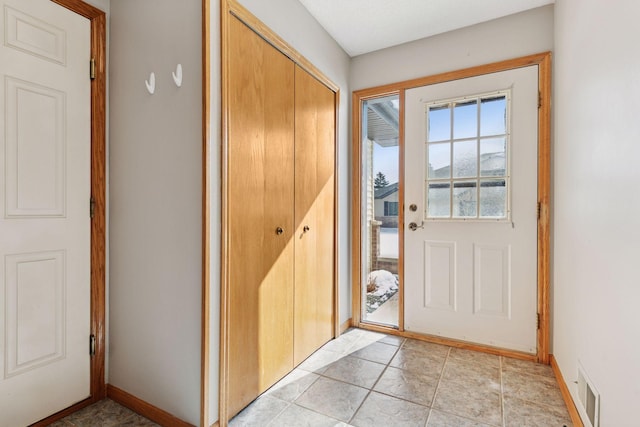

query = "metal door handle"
[276, 227, 284, 235]
[408, 221, 424, 231]
[303, 225, 310, 233]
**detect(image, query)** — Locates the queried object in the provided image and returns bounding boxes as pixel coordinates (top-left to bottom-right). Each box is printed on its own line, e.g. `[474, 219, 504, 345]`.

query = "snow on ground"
[366, 270, 399, 313]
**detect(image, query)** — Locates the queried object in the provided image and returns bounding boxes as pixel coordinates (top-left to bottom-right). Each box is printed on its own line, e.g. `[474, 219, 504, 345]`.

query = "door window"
[425, 92, 510, 220]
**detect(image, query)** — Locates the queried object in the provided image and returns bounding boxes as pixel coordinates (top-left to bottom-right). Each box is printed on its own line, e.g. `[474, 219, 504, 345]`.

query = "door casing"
[30, 1, 106, 425]
[351, 52, 551, 364]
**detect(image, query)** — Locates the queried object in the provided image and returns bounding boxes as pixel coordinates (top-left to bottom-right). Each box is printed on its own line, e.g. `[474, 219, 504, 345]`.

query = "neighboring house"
[374, 182, 399, 227]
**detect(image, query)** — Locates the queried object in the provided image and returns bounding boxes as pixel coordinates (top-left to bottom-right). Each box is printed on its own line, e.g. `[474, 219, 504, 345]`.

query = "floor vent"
[577, 363, 600, 427]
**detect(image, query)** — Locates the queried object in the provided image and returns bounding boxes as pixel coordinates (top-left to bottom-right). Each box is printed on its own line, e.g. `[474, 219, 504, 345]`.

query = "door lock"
[409, 204, 418, 212]
[408, 221, 424, 231]
[276, 227, 284, 235]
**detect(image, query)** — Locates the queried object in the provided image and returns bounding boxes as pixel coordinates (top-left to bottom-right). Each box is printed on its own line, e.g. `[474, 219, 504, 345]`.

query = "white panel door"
[404, 66, 538, 353]
[0, 0, 91, 425]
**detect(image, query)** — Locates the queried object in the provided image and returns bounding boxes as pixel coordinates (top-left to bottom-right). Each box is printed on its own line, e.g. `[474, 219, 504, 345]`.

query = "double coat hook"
[145, 64, 183, 94]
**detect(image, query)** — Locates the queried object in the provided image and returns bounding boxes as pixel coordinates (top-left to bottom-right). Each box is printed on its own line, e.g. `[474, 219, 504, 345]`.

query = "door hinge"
[537, 313, 541, 330]
[90, 196, 96, 219]
[538, 90, 542, 108]
[89, 334, 96, 356]
[90, 58, 96, 80]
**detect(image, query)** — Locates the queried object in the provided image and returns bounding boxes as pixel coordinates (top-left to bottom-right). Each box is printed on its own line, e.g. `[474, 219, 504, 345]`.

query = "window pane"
[480, 96, 507, 136]
[480, 137, 506, 177]
[453, 140, 478, 178]
[428, 105, 450, 142]
[453, 181, 477, 218]
[453, 101, 477, 139]
[428, 143, 451, 179]
[480, 179, 506, 218]
[428, 183, 450, 217]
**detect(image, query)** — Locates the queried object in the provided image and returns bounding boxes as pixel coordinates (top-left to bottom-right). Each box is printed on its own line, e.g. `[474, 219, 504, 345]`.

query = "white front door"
[0, 0, 91, 425]
[404, 66, 538, 353]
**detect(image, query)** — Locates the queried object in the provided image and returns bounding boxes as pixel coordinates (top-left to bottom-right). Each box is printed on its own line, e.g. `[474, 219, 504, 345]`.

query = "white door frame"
[30, 1, 106, 425]
[351, 52, 551, 364]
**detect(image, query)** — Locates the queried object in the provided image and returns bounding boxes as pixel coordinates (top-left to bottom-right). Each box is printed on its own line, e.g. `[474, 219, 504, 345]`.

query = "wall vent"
[577, 363, 600, 427]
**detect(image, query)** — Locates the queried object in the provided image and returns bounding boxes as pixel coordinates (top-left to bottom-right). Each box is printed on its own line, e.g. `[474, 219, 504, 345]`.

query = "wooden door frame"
[351, 52, 552, 364]
[31, 1, 106, 425]
[218, 0, 340, 425]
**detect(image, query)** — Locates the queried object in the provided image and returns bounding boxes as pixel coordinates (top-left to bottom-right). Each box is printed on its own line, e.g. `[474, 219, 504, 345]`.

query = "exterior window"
[425, 91, 510, 220]
[384, 201, 398, 216]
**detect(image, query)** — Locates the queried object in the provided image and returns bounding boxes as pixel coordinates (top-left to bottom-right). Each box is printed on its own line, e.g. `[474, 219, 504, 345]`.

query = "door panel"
[227, 16, 295, 417]
[404, 66, 538, 353]
[0, 0, 91, 425]
[293, 66, 335, 365]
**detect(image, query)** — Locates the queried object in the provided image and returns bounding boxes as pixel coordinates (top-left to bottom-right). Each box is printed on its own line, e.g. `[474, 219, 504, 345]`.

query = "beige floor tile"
[270, 404, 349, 427]
[401, 339, 451, 357]
[502, 356, 555, 378]
[322, 355, 386, 388]
[427, 409, 494, 426]
[298, 349, 344, 374]
[448, 347, 500, 367]
[504, 397, 573, 427]
[502, 370, 566, 408]
[373, 366, 438, 406]
[433, 381, 502, 426]
[265, 369, 320, 402]
[441, 357, 501, 392]
[350, 391, 429, 427]
[389, 347, 446, 378]
[348, 341, 399, 364]
[62, 399, 136, 426]
[379, 334, 405, 347]
[229, 395, 289, 427]
[295, 377, 369, 422]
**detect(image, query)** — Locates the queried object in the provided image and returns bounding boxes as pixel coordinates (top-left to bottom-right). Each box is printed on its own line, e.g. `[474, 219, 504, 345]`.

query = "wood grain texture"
[536, 53, 552, 365]
[226, 0, 337, 93]
[51, 0, 107, 405]
[219, 0, 230, 423]
[550, 355, 585, 427]
[227, 15, 295, 418]
[293, 66, 336, 365]
[107, 385, 195, 427]
[350, 92, 362, 328]
[201, 0, 211, 425]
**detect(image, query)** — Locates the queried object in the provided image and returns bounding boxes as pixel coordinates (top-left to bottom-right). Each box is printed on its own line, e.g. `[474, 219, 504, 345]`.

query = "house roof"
[374, 182, 399, 199]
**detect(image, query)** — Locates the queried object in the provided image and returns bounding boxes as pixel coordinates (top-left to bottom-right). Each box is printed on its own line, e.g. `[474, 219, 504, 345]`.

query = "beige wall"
[350, 5, 554, 91]
[108, 0, 202, 424]
[553, 0, 640, 425]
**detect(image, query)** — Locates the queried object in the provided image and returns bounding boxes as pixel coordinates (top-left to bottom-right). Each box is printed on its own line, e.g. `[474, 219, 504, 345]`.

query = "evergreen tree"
[374, 172, 389, 188]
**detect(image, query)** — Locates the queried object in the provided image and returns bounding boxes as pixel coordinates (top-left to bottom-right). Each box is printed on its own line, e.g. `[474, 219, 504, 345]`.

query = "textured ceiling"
[297, 0, 554, 57]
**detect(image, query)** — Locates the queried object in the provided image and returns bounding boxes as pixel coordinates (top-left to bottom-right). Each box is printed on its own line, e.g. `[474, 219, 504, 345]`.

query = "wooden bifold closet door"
[227, 16, 336, 418]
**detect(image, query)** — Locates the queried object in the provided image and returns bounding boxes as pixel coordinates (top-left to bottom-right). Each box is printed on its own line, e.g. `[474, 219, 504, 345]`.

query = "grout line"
[424, 346, 451, 426]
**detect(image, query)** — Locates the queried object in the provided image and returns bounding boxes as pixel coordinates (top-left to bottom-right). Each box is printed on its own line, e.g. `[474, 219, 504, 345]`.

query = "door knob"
[408, 222, 424, 231]
[276, 227, 284, 235]
[303, 225, 310, 233]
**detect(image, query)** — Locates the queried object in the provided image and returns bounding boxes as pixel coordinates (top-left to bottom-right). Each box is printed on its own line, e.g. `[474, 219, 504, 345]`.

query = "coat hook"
[145, 72, 156, 94]
[172, 64, 182, 87]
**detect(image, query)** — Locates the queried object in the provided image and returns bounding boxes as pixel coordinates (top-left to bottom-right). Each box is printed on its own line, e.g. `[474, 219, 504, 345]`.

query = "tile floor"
[50, 399, 158, 427]
[50, 328, 573, 427]
[230, 328, 573, 427]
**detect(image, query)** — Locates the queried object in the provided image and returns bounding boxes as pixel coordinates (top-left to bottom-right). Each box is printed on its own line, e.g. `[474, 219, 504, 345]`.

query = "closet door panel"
[294, 66, 336, 365]
[228, 16, 295, 417]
